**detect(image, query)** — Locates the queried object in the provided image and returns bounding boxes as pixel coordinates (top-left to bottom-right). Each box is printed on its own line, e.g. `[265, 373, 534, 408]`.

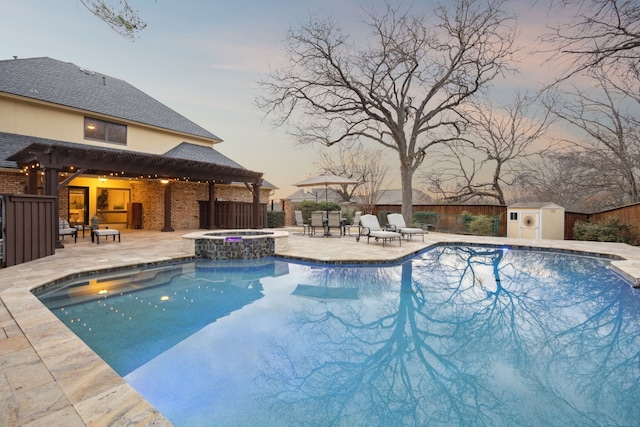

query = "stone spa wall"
[182, 230, 289, 260]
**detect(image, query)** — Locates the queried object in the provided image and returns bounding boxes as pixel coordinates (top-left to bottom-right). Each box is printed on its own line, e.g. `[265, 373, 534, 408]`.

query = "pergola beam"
[8, 142, 264, 231]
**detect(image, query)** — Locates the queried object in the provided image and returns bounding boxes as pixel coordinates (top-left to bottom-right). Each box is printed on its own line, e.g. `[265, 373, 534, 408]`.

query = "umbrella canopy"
[294, 175, 360, 223]
[293, 174, 360, 187]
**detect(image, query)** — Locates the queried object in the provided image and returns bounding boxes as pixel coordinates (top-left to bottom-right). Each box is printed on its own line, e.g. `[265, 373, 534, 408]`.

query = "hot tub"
[182, 230, 289, 260]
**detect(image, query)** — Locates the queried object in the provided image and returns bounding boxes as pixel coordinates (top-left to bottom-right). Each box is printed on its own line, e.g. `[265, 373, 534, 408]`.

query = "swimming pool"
[35, 245, 640, 426]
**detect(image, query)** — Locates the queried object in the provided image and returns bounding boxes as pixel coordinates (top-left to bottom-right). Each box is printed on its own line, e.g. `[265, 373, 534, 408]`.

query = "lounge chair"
[357, 214, 401, 246]
[58, 219, 78, 243]
[387, 213, 426, 241]
[344, 211, 361, 236]
[294, 210, 310, 236]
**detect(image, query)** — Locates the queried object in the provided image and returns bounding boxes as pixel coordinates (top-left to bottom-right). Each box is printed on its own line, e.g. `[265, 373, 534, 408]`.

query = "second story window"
[84, 117, 127, 145]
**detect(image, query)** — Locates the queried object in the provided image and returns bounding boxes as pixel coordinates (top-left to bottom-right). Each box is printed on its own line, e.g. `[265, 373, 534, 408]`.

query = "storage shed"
[507, 202, 565, 240]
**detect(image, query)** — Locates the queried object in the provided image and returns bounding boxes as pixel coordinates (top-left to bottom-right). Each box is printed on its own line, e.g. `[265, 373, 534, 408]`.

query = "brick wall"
[130, 181, 208, 230]
[169, 181, 208, 230]
[216, 185, 258, 203]
[0, 171, 29, 194]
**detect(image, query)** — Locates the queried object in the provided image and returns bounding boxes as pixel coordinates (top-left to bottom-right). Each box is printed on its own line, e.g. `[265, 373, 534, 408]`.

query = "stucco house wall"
[0, 96, 214, 154]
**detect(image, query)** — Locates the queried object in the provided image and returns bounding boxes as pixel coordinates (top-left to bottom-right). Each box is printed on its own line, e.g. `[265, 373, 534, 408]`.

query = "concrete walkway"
[2, 228, 640, 426]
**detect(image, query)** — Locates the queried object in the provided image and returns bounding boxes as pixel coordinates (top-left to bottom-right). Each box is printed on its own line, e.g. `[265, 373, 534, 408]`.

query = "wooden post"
[43, 168, 63, 247]
[161, 181, 174, 232]
[28, 168, 39, 194]
[252, 183, 260, 229]
[208, 181, 216, 229]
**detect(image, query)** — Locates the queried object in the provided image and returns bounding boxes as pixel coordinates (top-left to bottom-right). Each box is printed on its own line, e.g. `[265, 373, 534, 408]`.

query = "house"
[0, 57, 274, 233]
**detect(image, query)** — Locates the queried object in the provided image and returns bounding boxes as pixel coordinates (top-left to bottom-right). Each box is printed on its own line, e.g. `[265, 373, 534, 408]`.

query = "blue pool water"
[36, 245, 640, 426]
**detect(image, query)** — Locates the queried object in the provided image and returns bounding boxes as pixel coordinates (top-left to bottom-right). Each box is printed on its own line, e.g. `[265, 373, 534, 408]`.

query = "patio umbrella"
[293, 173, 359, 207]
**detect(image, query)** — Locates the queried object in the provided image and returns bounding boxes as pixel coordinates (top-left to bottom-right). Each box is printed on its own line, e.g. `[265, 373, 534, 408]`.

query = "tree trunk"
[400, 163, 414, 225]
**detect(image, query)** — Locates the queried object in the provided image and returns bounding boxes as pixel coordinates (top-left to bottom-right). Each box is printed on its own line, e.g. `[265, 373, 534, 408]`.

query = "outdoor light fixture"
[98, 177, 108, 182]
[160, 179, 170, 184]
[98, 289, 108, 295]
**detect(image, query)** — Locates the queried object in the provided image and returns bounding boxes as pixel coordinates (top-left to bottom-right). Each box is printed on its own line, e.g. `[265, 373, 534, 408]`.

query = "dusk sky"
[1, 0, 567, 199]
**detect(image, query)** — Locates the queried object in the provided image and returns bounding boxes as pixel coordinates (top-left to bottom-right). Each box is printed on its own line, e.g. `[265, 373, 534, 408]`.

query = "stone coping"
[2, 229, 640, 425]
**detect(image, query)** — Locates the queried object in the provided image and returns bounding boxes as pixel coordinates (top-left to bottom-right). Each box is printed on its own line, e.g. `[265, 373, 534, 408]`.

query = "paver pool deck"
[2, 228, 640, 426]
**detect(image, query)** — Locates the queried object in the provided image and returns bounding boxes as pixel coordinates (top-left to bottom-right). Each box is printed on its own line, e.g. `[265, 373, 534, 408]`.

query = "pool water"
[36, 245, 640, 426]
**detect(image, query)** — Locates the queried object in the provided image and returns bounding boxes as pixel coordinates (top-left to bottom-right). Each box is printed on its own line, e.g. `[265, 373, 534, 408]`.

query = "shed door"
[519, 211, 540, 239]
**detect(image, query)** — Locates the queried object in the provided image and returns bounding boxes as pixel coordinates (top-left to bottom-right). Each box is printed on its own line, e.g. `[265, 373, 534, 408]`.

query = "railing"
[199, 201, 267, 229]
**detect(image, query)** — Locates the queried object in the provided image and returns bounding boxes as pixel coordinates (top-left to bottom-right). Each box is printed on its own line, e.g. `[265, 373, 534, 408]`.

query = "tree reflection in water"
[259, 246, 640, 426]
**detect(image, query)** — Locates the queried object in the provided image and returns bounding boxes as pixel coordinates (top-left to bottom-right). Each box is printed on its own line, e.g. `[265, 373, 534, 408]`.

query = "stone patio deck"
[2, 228, 640, 426]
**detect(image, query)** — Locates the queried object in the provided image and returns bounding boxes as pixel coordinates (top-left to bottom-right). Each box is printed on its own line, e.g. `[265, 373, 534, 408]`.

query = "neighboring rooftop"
[0, 57, 221, 141]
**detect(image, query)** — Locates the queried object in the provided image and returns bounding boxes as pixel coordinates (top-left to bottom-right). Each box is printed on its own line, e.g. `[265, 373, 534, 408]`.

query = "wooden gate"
[1, 194, 56, 267]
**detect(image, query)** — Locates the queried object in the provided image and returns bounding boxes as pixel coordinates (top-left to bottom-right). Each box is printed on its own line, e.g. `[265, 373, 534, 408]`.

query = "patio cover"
[3, 134, 265, 233]
[6, 140, 263, 185]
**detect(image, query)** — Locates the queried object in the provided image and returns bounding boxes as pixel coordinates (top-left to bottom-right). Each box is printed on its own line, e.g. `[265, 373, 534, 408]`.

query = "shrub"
[468, 215, 495, 236]
[341, 207, 357, 223]
[267, 210, 285, 228]
[573, 217, 638, 244]
[412, 211, 440, 228]
[460, 211, 475, 231]
[296, 200, 341, 220]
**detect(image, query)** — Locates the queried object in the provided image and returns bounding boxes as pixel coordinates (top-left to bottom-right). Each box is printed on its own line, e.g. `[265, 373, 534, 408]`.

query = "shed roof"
[508, 202, 564, 210]
[0, 57, 220, 141]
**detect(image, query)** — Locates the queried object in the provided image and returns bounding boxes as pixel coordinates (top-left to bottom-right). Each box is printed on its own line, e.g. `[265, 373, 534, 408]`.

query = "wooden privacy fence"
[589, 203, 640, 225]
[1, 194, 56, 267]
[374, 204, 508, 237]
[374, 203, 640, 240]
[563, 211, 590, 240]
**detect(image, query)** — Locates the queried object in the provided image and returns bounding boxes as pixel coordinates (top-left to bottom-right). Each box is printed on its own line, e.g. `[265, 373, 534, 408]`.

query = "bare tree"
[314, 143, 389, 206]
[547, 70, 640, 205]
[79, 0, 147, 39]
[516, 151, 624, 212]
[257, 0, 516, 222]
[426, 92, 554, 205]
[542, 0, 640, 80]
[352, 148, 390, 214]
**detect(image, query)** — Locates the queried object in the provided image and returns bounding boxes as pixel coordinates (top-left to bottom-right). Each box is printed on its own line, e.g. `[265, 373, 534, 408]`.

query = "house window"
[84, 117, 127, 145]
[509, 212, 518, 221]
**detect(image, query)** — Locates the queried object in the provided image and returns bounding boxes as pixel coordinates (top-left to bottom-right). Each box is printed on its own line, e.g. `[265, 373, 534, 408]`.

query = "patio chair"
[344, 211, 361, 236]
[356, 214, 401, 247]
[294, 210, 310, 236]
[58, 218, 78, 243]
[387, 213, 426, 241]
[310, 212, 326, 237]
[327, 211, 343, 237]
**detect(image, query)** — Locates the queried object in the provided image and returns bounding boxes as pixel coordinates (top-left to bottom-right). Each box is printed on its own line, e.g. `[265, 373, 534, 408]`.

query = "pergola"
[7, 141, 264, 233]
